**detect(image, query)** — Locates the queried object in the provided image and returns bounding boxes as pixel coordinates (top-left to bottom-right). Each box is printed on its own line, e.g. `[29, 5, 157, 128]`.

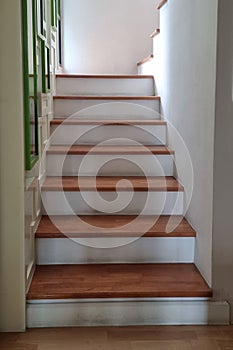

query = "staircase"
[25, 73, 231, 328]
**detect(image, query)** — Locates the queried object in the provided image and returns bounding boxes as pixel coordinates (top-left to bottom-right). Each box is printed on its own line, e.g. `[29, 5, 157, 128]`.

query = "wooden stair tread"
[50, 118, 166, 126]
[56, 74, 154, 79]
[47, 145, 174, 155]
[41, 176, 184, 192]
[54, 95, 160, 100]
[36, 215, 196, 238]
[27, 263, 212, 300]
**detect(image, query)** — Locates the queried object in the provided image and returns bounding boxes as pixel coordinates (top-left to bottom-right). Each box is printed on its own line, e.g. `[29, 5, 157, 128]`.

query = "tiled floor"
[1, 326, 233, 350]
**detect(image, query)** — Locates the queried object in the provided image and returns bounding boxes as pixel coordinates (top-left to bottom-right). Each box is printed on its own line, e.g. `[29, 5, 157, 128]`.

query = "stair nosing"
[50, 118, 166, 126]
[46, 145, 174, 155]
[56, 74, 154, 79]
[53, 95, 160, 100]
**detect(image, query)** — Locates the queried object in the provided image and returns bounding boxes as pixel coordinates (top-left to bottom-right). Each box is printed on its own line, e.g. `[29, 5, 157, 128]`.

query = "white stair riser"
[50, 124, 167, 145]
[36, 237, 195, 265]
[53, 99, 160, 118]
[56, 78, 155, 96]
[41, 191, 184, 215]
[46, 154, 174, 176]
[27, 300, 230, 327]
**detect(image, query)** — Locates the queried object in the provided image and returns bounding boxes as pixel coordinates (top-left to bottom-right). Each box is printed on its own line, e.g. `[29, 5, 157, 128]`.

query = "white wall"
[156, 0, 218, 285]
[0, 0, 26, 331]
[212, 0, 233, 323]
[62, 0, 159, 74]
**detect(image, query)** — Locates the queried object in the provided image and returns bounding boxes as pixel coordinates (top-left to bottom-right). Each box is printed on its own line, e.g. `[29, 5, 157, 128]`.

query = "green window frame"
[41, 41, 51, 93]
[22, 0, 39, 170]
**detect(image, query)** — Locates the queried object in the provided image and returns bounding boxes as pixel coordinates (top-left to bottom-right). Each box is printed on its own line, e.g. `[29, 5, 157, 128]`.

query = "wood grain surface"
[41, 176, 184, 192]
[27, 263, 212, 300]
[36, 215, 196, 238]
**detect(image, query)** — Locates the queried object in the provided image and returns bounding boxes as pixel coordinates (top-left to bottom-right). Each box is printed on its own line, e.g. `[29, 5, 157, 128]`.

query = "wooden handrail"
[150, 29, 160, 38]
[157, 0, 168, 10]
[137, 54, 154, 67]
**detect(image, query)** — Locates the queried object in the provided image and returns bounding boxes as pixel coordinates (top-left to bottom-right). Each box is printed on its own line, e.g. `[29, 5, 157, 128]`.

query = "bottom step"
[26, 264, 229, 327]
[27, 264, 212, 300]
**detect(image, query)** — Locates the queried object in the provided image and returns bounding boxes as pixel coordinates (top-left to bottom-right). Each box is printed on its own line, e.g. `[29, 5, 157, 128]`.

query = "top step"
[56, 74, 156, 96]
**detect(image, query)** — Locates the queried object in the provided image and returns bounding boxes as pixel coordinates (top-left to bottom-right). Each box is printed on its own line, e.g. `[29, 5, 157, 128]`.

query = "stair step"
[41, 176, 184, 192]
[42, 191, 183, 215]
[56, 75, 156, 96]
[36, 215, 196, 238]
[47, 145, 174, 155]
[53, 97, 160, 118]
[50, 119, 167, 146]
[46, 146, 175, 177]
[27, 263, 212, 300]
[46, 150, 174, 177]
[41, 177, 184, 215]
[50, 118, 166, 125]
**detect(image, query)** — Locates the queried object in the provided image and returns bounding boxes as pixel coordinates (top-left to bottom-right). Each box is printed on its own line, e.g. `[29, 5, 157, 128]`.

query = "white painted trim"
[27, 300, 230, 327]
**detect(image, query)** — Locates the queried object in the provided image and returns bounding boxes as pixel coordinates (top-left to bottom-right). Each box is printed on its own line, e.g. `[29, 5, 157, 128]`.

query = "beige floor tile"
[2, 326, 233, 350]
[195, 326, 233, 340]
[131, 340, 193, 350]
[190, 338, 221, 350]
[0, 334, 19, 343]
[0, 343, 37, 350]
[17, 328, 107, 344]
[217, 339, 233, 350]
[107, 327, 197, 342]
[38, 342, 113, 350]
[110, 341, 133, 350]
